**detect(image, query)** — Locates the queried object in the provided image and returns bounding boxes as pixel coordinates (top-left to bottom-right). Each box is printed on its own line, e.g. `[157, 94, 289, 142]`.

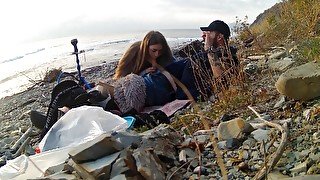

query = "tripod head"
[71, 39, 78, 53]
[71, 39, 78, 46]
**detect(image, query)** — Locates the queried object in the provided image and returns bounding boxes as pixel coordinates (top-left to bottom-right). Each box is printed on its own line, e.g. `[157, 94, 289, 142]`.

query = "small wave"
[1, 56, 24, 64]
[85, 48, 94, 52]
[25, 48, 45, 55]
[100, 39, 131, 47]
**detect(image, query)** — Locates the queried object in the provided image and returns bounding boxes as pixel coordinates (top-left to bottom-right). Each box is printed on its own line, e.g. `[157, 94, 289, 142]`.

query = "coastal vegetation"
[171, 0, 320, 179]
[246, 0, 320, 62]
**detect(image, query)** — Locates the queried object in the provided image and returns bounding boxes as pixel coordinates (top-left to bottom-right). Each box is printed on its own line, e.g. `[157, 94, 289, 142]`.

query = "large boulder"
[275, 62, 320, 100]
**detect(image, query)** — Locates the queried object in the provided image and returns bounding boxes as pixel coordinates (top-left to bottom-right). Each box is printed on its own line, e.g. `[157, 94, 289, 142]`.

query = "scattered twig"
[166, 157, 196, 180]
[248, 106, 289, 180]
[178, 112, 227, 179]
[11, 127, 33, 151]
[200, 115, 228, 180]
[262, 140, 267, 180]
[19, 72, 38, 84]
[12, 137, 31, 158]
[178, 114, 203, 176]
[181, 110, 228, 180]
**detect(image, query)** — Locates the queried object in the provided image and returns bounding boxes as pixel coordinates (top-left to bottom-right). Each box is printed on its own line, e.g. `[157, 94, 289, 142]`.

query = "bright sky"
[0, 0, 279, 49]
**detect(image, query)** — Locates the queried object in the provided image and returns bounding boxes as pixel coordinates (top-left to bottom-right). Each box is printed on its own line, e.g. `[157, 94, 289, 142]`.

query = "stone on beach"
[68, 133, 123, 164]
[275, 62, 320, 100]
[217, 118, 254, 141]
[133, 149, 166, 180]
[69, 151, 121, 180]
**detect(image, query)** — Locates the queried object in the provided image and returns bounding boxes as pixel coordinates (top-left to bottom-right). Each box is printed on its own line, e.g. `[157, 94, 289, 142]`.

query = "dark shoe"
[30, 110, 46, 129]
[88, 90, 109, 103]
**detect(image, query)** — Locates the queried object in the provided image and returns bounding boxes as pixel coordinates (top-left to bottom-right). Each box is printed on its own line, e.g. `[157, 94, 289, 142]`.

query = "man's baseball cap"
[200, 20, 230, 39]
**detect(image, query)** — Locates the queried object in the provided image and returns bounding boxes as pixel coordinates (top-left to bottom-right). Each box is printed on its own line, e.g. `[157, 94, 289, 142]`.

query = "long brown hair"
[113, 41, 141, 80]
[134, 31, 173, 74]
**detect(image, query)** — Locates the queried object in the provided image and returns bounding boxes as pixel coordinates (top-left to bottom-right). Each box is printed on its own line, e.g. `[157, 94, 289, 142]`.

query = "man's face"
[202, 31, 219, 47]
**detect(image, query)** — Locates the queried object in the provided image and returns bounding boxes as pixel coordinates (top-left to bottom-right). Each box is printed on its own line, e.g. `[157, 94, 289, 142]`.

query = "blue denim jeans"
[165, 57, 207, 100]
[143, 71, 176, 106]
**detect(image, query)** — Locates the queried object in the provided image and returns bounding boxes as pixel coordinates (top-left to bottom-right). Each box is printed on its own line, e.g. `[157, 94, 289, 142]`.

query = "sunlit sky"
[0, 0, 279, 49]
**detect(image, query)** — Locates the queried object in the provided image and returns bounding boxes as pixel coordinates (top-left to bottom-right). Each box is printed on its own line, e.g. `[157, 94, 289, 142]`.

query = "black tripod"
[71, 39, 92, 90]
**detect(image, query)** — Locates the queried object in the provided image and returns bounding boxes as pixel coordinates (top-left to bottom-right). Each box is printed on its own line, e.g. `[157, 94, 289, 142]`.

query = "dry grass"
[249, 0, 320, 59]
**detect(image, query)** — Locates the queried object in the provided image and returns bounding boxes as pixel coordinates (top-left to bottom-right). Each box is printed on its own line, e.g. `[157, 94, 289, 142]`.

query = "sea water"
[0, 29, 202, 99]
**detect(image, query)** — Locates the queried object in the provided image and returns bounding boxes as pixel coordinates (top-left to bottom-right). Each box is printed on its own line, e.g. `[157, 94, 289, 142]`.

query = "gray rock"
[195, 135, 210, 144]
[242, 138, 257, 148]
[69, 133, 123, 164]
[268, 57, 295, 71]
[110, 149, 138, 179]
[239, 150, 249, 160]
[183, 172, 193, 179]
[244, 63, 259, 74]
[247, 55, 266, 61]
[274, 95, 286, 108]
[133, 149, 166, 180]
[291, 162, 307, 174]
[140, 124, 182, 145]
[2, 137, 14, 145]
[217, 141, 227, 150]
[251, 151, 260, 160]
[112, 130, 142, 148]
[0, 156, 6, 167]
[140, 137, 177, 160]
[267, 171, 290, 179]
[179, 150, 187, 163]
[44, 163, 65, 176]
[39, 172, 79, 180]
[307, 164, 320, 175]
[217, 118, 254, 141]
[269, 51, 286, 59]
[183, 148, 196, 158]
[226, 138, 241, 149]
[313, 132, 320, 140]
[309, 153, 320, 162]
[70, 151, 121, 180]
[287, 175, 320, 180]
[193, 166, 208, 175]
[275, 62, 320, 100]
[251, 129, 270, 142]
[299, 149, 311, 160]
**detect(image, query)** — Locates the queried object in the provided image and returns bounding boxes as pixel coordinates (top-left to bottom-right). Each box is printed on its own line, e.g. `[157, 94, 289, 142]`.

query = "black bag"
[40, 80, 89, 139]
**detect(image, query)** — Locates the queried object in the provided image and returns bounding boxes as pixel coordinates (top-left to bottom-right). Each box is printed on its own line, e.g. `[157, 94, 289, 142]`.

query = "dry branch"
[180, 112, 228, 180]
[248, 106, 289, 180]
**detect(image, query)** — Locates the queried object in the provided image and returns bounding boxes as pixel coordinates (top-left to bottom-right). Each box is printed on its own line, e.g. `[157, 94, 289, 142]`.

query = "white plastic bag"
[0, 146, 74, 180]
[39, 105, 129, 152]
[0, 106, 131, 179]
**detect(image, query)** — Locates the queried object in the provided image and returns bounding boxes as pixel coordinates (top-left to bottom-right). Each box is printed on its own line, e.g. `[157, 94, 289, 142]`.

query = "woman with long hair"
[113, 31, 174, 80]
[113, 41, 141, 79]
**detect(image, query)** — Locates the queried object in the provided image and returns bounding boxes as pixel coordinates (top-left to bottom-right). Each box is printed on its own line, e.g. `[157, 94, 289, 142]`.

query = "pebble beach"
[0, 43, 319, 179]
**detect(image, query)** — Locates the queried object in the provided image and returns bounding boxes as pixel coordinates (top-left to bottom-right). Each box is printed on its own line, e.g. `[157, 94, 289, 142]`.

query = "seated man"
[166, 20, 239, 100]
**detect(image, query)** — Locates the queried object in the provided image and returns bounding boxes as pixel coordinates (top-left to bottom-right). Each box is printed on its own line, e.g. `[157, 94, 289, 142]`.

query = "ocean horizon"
[0, 29, 202, 99]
